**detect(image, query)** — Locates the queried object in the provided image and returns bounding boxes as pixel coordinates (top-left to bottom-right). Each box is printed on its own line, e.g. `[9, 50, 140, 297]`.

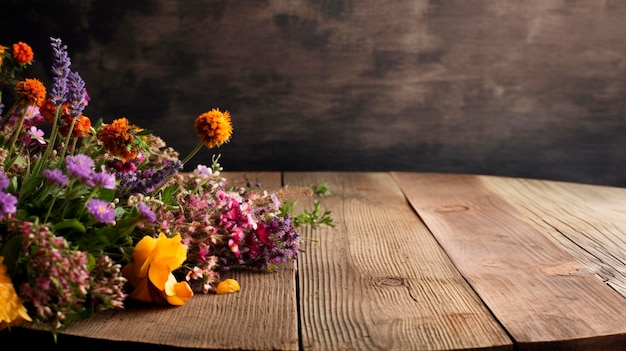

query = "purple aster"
[49, 37, 71, 106]
[137, 202, 156, 223]
[0, 191, 18, 217]
[87, 198, 116, 223]
[89, 171, 116, 190]
[0, 171, 9, 190]
[43, 169, 69, 186]
[66, 154, 95, 181]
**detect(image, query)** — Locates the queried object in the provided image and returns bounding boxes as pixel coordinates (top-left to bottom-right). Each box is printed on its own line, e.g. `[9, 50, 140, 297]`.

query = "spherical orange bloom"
[40, 99, 70, 123]
[0, 257, 32, 330]
[14, 78, 46, 107]
[60, 115, 92, 138]
[96, 117, 141, 162]
[194, 108, 233, 148]
[122, 233, 193, 305]
[12, 42, 34, 65]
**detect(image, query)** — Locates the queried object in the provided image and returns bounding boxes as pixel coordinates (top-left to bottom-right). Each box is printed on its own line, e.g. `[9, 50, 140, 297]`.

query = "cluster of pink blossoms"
[8, 220, 125, 330]
[136, 166, 301, 294]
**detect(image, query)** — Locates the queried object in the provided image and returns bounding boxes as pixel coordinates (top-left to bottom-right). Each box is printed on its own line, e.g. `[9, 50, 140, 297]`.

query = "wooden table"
[4, 172, 626, 350]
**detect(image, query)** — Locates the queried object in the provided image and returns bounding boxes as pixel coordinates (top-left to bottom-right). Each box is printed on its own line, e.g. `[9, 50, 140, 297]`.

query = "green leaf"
[53, 219, 86, 233]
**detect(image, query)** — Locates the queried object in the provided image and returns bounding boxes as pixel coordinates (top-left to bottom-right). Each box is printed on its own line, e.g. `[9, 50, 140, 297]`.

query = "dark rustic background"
[2, 0, 626, 186]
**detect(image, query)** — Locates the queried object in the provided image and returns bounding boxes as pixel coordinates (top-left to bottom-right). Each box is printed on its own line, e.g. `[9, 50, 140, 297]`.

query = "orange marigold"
[97, 117, 141, 162]
[61, 115, 92, 138]
[194, 108, 233, 148]
[12, 42, 33, 64]
[14, 78, 47, 107]
[40, 99, 70, 123]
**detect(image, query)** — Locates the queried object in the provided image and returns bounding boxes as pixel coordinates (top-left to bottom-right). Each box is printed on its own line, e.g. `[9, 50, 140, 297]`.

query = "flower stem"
[181, 141, 204, 166]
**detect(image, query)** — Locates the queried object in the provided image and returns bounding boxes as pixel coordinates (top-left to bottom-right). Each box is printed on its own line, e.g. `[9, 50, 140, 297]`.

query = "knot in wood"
[378, 277, 404, 286]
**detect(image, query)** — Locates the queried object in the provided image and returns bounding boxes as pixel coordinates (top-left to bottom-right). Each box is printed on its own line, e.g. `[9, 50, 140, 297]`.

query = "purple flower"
[89, 171, 116, 190]
[43, 169, 69, 186]
[0, 171, 9, 190]
[137, 202, 156, 223]
[86, 198, 116, 223]
[0, 191, 18, 217]
[49, 37, 71, 106]
[66, 154, 95, 181]
[67, 71, 87, 117]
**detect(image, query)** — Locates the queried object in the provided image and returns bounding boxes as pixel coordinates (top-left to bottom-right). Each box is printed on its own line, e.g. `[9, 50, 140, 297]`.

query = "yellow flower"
[122, 233, 193, 305]
[0, 257, 32, 330]
[216, 278, 241, 295]
[194, 108, 233, 148]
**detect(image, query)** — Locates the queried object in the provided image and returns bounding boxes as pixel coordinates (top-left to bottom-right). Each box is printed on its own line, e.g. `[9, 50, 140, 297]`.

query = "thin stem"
[181, 141, 204, 165]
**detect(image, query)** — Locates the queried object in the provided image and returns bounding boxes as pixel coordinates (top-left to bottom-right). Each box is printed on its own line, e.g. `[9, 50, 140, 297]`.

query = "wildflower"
[67, 71, 87, 116]
[12, 42, 34, 65]
[20, 126, 46, 146]
[0, 192, 17, 218]
[97, 117, 141, 162]
[137, 202, 156, 223]
[14, 78, 47, 106]
[49, 38, 71, 106]
[87, 198, 116, 223]
[43, 169, 69, 186]
[194, 108, 233, 149]
[216, 278, 240, 294]
[60, 114, 91, 138]
[0, 257, 32, 330]
[0, 171, 10, 189]
[122, 233, 193, 305]
[88, 170, 116, 190]
[40, 99, 69, 123]
[66, 154, 95, 181]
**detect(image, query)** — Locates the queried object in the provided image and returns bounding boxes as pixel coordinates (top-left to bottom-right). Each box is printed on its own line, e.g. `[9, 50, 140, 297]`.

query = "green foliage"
[281, 183, 334, 230]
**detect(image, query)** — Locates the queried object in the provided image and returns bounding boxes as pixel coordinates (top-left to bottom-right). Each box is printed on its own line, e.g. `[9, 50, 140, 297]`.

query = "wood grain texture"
[392, 172, 626, 350]
[7, 172, 300, 351]
[482, 175, 626, 297]
[286, 172, 512, 350]
[2, 1, 626, 186]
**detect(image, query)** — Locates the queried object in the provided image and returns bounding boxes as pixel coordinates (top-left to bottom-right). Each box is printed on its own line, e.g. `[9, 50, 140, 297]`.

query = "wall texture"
[2, 0, 626, 186]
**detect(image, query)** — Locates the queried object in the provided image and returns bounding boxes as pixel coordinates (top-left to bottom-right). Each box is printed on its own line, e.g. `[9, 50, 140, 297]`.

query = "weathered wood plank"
[392, 172, 626, 350]
[7, 172, 299, 350]
[287, 172, 511, 350]
[482, 176, 626, 297]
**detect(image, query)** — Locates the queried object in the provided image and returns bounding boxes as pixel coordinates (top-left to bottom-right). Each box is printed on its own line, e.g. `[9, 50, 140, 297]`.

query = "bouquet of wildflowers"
[0, 38, 331, 336]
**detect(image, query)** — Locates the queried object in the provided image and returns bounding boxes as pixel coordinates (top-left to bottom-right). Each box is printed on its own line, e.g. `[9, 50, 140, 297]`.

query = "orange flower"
[61, 115, 92, 138]
[96, 117, 141, 162]
[194, 108, 233, 148]
[121, 233, 193, 306]
[0, 257, 32, 330]
[0, 45, 5, 66]
[12, 42, 33, 65]
[14, 78, 47, 107]
[40, 99, 70, 123]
